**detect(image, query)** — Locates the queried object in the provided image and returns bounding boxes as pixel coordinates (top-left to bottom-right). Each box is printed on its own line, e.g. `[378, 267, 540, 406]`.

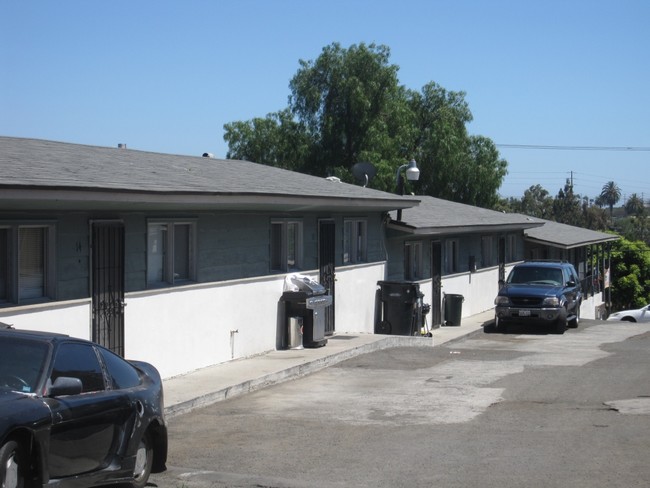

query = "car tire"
[554, 316, 567, 334]
[494, 316, 508, 334]
[568, 306, 580, 328]
[130, 431, 153, 488]
[0, 440, 26, 488]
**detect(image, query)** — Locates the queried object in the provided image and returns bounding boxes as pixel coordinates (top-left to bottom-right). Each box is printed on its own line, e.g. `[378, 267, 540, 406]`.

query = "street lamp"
[395, 159, 420, 195]
[395, 159, 420, 221]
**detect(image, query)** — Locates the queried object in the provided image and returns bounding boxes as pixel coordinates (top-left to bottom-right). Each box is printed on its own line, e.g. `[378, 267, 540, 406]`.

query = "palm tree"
[600, 181, 621, 221]
[625, 193, 645, 217]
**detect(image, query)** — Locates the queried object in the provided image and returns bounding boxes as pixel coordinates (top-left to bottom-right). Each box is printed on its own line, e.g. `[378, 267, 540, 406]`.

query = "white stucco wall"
[0, 266, 385, 380]
[0, 300, 91, 339]
[441, 268, 498, 317]
[580, 292, 604, 320]
[124, 274, 289, 378]
[334, 262, 386, 334]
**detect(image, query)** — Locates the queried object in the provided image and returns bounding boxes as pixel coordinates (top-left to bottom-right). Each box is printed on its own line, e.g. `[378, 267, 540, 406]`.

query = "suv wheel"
[554, 316, 567, 334]
[494, 316, 508, 333]
[568, 306, 580, 328]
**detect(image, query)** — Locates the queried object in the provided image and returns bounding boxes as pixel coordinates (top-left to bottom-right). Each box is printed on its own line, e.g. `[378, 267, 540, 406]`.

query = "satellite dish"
[352, 162, 377, 187]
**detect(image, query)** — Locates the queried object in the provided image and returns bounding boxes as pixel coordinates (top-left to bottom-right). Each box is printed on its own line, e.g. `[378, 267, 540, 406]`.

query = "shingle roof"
[0, 136, 418, 212]
[524, 218, 619, 248]
[389, 195, 544, 235]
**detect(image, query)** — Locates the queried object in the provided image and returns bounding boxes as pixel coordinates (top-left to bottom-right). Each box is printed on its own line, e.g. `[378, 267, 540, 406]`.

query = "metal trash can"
[443, 293, 464, 327]
[374, 281, 422, 335]
[288, 317, 304, 350]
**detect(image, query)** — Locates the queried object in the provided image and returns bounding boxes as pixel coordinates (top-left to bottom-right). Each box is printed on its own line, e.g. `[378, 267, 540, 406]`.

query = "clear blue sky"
[1, 0, 648, 200]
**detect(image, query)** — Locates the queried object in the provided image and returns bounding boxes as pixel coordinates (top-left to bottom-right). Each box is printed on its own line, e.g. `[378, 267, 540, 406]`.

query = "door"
[47, 342, 133, 478]
[319, 219, 336, 335]
[91, 221, 126, 356]
[431, 241, 442, 327]
[563, 266, 581, 315]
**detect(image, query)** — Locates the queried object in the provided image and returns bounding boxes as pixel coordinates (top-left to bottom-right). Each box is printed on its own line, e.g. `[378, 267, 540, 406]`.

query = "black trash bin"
[282, 276, 332, 348]
[443, 293, 464, 327]
[375, 281, 422, 335]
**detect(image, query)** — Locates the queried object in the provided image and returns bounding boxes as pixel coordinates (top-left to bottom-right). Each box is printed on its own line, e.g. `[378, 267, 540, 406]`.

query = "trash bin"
[443, 293, 464, 326]
[288, 317, 304, 350]
[375, 281, 422, 335]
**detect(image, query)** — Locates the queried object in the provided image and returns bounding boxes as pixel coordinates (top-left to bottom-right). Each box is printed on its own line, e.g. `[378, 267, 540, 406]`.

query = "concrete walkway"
[163, 309, 495, 418]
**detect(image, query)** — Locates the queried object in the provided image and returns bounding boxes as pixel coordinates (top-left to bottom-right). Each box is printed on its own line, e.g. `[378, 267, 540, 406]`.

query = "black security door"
[431, 240, 442, 327]
[91, 221, 125, 356]
[319, 219, 336, 335]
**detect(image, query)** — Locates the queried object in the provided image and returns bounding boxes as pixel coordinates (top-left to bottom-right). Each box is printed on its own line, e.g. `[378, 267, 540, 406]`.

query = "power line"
[496, 144, 650, 151]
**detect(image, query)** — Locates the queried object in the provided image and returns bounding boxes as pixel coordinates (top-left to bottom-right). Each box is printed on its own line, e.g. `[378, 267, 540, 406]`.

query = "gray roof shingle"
[389, 195, 544, 235]
[524, 218, 619, 248]
[0, 136, 418, 211]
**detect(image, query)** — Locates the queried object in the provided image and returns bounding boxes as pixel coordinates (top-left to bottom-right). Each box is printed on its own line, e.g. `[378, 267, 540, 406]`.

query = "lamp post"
[395, 159, 420, 195]
[396, 159, 420, 220]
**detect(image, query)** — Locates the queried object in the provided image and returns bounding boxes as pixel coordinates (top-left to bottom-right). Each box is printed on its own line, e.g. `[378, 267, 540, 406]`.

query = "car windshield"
[0, 337, 50, 394]
[508, 267, 563, 286]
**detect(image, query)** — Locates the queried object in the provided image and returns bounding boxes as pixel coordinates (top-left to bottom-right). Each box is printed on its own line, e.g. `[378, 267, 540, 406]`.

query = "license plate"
[518, 309, 531, 317]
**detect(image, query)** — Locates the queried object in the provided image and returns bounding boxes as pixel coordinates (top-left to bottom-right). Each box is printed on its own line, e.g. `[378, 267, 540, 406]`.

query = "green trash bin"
[443, 293, 464, 327]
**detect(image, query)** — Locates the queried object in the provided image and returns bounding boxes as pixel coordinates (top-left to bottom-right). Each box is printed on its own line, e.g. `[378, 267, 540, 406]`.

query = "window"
[0, 338, 49, 393]
[506, 234, 517, 262]
[20, 227, 45, 299]
[0, 223, 55, 304]
[51, 343, 105, 393]
[147, 220, 196, 287]
[481, 236, 494, 267]
[270, 220, 303, 272]
[0, 229, 8, 301]
[444, 239, 459, 274]
[343, 219, 367, 264]
[404, 241, 423, 280]
[98, 347, 142, 389]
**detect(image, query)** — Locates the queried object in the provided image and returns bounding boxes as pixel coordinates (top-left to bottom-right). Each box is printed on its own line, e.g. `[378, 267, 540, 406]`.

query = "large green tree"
[519, 184, 554, 219]
[610, 236, 650, 310]
[288, 43, 401, 176]
[223, 109, 312, 172]
[624, 193, 645, 217]
[600, 181, 622, 220]
[553, 180, 583, 226]
[223, 42, 507, 207]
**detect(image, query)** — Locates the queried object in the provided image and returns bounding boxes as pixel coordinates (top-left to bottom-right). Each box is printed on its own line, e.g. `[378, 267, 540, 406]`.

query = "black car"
[0, 326, 167, 488]
[494, 261, 582, 334]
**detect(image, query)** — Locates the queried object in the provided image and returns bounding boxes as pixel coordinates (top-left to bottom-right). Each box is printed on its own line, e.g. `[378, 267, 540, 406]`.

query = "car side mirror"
[49, 376, 83, 397]
[566, 280, 576, 287]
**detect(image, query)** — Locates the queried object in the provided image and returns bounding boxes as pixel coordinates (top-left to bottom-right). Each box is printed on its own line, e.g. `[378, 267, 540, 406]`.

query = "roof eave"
[387, 220, 544, 236]
[0, 188, 419, 212]
[524, 235, 620, 250]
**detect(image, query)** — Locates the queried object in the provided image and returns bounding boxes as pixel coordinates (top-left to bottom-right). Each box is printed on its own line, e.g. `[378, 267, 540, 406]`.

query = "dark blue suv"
[494, 261, 582, 334]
